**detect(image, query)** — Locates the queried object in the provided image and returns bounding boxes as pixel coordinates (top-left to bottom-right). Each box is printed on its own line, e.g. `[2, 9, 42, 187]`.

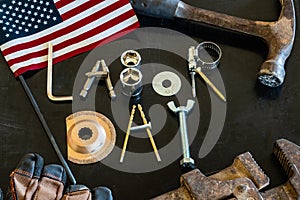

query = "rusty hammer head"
[257, 0, 296, 87]
[131, 0, 296, 87]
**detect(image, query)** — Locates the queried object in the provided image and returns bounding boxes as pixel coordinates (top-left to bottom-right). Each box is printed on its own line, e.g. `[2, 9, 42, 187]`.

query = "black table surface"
[0, 0, 300, 199]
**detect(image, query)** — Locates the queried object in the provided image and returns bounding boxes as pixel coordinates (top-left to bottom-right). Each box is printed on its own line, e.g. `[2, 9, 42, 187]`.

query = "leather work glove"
[63, 185, 112, 200]
[6, 153, 113, 200]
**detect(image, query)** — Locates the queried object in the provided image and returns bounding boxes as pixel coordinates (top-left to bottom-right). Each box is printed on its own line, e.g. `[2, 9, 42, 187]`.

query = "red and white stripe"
[1, 0, 139, 76]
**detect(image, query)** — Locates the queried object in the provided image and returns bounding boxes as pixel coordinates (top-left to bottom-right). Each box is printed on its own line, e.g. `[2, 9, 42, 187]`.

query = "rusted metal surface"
[131, 0, 296, 87]
[153, 152, 268, 199]
[181, 169, 264, 199]
[262, 139, 300, 199]
[153, 139, 300, 199]
[209, 152, 269, 190]
[154, 187, 192, 200]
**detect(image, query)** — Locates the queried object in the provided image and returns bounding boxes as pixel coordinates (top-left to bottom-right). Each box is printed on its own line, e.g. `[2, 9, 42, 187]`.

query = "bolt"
[236, 185, 247, 193]
[167, 100, 195, 167]
[130, 122, 152, 132]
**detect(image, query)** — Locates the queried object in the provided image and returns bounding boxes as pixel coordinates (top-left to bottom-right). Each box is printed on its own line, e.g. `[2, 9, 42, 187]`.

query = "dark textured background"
[0, 0, 299, 199]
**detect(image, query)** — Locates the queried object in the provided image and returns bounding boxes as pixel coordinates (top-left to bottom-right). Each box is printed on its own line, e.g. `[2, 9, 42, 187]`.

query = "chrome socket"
[120, 68, 143, 97]
[120, 50, 141, 69]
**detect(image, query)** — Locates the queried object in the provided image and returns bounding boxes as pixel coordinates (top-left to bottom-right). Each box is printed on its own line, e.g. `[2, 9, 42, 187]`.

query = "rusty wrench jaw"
[262, 139, 300, 199]
[131, 0, 296, 87]
[152, 139, 300, 199]
[153, 152, 269, 199]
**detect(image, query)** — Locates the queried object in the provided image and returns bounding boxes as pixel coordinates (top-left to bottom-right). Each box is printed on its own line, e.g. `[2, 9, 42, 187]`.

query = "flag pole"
[19, 75, 77, 185]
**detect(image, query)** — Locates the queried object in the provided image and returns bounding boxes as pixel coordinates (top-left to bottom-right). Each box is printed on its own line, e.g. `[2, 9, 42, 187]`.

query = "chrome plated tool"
[120, 68, 143, 97]
[80, 60, 116, 100]
[120, 50, 142, 69]
[167, 100, 195, 168]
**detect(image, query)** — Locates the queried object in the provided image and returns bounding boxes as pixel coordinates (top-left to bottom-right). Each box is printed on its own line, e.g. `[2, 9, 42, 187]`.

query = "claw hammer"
[131, 0, 296, 87]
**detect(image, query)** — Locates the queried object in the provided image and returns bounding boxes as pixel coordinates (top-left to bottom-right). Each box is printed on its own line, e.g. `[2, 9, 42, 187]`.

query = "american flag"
[0, 0, 139, 76]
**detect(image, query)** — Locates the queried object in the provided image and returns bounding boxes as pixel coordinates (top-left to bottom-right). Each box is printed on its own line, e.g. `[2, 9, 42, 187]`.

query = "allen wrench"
[47, 42, 73, 102]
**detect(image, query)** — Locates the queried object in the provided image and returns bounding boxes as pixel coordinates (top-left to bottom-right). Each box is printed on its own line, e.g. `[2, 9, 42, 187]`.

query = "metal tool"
[153, 139, 300, 199]
[80, 60, 102, 98]
[137, 104, 161, 162]
[102, 60, 117, 100]
[120, 50, 142, 68]
[261, 139, 300, 199]
[194, 68, 226, 102]
[80, 60, 116, 100]
[152, 71, 181, 97]
[153, 152, 268, 199]
[47, 42, 73, 101]
[120, 105, 161, 162]
[188, 46, 197, 98]
[120, 68, 143, 97]
[66, 111, 116, 164]
[131, 0, 296, 87]
[189, 45, 226, 102]
[190, 71, 196, 98]
[120, 105, 137, 163]
[167, 100, 195, 167]
[85, 71, 108, 78]
[130, 122, 152, 132]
